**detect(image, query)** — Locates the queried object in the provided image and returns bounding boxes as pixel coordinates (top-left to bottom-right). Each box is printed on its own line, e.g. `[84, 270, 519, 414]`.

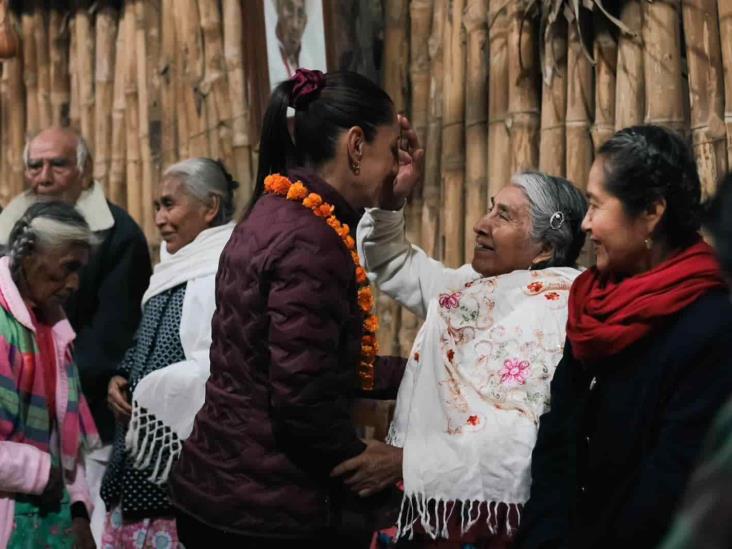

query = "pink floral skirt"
[101, 507, 179, 549]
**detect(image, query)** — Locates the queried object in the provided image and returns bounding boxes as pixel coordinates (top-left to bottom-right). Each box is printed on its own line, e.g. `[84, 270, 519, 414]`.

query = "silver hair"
[511, 170, 588, 268]
[23, 130, 90, 173]
[163, 158, 236, 224]
[7, 201, 97, 281]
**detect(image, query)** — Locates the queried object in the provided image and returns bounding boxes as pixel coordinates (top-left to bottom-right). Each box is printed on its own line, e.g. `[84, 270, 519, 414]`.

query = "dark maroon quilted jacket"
[169, 169, 405, 538]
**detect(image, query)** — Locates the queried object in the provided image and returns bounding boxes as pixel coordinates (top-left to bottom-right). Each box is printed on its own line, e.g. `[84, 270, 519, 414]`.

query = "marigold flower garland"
[264, 174, 378, 390]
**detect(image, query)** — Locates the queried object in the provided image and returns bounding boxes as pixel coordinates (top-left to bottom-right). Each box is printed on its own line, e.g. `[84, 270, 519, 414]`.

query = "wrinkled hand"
[107, 375, 131, 424]
[330, 440, 403, 497]
[38, 464, 63, 506]
[72, 517, 95, 549]
[380, 115, 425, 210]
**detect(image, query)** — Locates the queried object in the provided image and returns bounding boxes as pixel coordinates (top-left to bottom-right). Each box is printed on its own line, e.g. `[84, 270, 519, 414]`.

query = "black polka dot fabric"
[100, 284, 186, 518]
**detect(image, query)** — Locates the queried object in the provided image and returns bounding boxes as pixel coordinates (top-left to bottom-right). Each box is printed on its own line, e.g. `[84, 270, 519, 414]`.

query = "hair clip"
[289, 68, 325, 109]
[549, 211, 565, 230]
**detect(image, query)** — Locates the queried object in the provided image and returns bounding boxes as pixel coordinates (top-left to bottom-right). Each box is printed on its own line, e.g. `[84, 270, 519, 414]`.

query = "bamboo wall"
[2, 1, 732, 356]
[0, 0, 255, 243]
[376, 0, 732, 354]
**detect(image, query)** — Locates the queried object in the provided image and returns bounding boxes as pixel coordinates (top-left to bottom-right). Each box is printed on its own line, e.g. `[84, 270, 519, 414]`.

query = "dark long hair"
[597, 125, 701, 249]
[246, 71, 394, 218]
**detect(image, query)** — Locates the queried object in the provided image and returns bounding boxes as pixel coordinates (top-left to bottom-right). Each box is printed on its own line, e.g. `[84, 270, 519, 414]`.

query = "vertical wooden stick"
[94, 2, 117, 191]
[592, 18, 617, 151]
[5, 52, 25, 199]
[615, 0, 644, 130]
[682, 0, 727, 199]
[383, 0, 409, 113]
[463, 0, 487, 260]
[507, 2, 540, 173]
[441, 0, 466, 267]
[75, 2, 94, 146]
[109, 7, 127, 208]
[718, 0, 732, 168]
[48, 7, 70, 126]
[539, 17, 567, 177]
[643, 0, 686, 133]
[123, 3, 142, 224]
[487, 1, 511, 201]
[565, 21, 593, 189]
[223, 0, 253, 202]
[160, 0, 178, 169]
[68, 17, 79, 131]
[22, 6, 39, 136]
[421, 0, 446, 259]
[33, 5, 51, 129]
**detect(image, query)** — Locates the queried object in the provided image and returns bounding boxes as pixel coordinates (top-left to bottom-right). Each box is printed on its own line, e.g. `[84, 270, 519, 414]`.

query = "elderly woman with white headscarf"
[334, 171, 587, 548]
[99, 158, 236, 547]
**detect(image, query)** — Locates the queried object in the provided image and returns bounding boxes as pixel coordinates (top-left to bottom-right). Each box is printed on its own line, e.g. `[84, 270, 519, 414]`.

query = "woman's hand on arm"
[330, 440, 403, 497]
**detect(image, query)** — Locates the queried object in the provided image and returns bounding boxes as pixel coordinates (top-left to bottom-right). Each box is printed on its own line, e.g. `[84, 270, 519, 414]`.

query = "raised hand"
[380, 115, 425, 210]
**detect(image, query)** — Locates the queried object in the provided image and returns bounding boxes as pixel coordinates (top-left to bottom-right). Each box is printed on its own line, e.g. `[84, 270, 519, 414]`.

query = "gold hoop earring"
[644, 237, 653, 250]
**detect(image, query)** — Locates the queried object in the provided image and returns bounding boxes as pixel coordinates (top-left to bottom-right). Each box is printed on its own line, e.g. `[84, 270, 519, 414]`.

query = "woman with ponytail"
[170, 70, 422, 546]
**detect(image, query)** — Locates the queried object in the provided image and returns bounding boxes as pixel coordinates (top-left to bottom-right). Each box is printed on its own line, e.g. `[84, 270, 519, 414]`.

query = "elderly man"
[0, 127, 151, 542]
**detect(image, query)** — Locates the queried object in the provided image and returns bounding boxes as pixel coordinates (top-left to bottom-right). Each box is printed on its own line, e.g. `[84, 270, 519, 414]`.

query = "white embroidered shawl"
[387, 268, 579, 539]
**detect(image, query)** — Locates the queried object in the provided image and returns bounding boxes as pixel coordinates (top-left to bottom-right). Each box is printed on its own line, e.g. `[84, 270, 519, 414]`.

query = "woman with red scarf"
[516, 125, 732, 549]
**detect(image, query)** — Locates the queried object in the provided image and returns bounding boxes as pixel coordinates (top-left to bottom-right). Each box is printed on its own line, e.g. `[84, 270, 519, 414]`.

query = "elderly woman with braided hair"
[98, 157, 236, 547]
[0, 201, 99, 548]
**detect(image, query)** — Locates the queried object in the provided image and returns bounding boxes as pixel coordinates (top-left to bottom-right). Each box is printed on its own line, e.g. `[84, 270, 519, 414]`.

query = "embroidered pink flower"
[527, 281, 544, 294]
[467, 415, 480, 426]
[545, 291, 560, 301]
[500, 358, 530, 385]
[438, 291, 462, 309]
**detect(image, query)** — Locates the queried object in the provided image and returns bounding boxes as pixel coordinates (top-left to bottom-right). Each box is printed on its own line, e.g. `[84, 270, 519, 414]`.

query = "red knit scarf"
[567, 239, 726, 362]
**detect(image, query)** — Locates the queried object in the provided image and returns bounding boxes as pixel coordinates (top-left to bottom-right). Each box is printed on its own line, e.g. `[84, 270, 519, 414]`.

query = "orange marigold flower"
[265, 174, 292, 196]
[358, 366, 375, 391]
[358, 287, 374, 312]
[351, 251, 361, 265]
[362, 334, 376, 346]
[363, 315, 379, 333]
[286, 181, 308, 201]
[326, 216, 342, 231]
[344, 235, 356, 251]
[313, 203, 335, 218]
[355, 266, 368, 285]
[303, 193, 323, 209]
[362, 345, 377, 359]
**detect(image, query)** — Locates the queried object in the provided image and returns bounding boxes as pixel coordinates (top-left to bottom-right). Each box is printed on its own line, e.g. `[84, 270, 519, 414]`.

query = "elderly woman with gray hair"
[339, 171, 587, 547]
[99, 158, 236, 547]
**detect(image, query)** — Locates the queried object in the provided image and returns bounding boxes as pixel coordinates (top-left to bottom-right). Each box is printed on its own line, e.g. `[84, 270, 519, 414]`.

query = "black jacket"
[65, 202, 151, 443]
[517, 290, 732, 549]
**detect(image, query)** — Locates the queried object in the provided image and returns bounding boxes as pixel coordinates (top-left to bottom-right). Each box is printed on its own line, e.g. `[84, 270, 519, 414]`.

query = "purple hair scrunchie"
[289, 68, 325, 110]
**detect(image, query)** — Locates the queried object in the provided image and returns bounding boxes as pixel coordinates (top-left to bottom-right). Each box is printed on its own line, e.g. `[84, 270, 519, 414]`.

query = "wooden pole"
[75, 1, 94, 147]
[48, 7, 70, 126]
[22, 6, 39, 136]
[123, 3, 142, 224]
[565, 21, 593, 189]
[134, 0, 159, 239]
[420, 0, 446, 259]
[223, 0, 253, 202]
[68, 17, 79, 131]
[441, 0, 466, 267]
[109, 7, 127, 208]
[383, 0, 409, 113]
[539, 16, 567, 177]
[682, 0, 727, 199]
[507, 1, 540, 173]
[176, 0, 209, 157]
[592, 18, 617, 151]
[463, 0, 487, 260]
[160, 0, 178, 169]
[5, 52, 25, 199]
[94, 2, 117, 191]
[718, 0, 732, 168]
[487, 1, 511, 201]
[33, 4, 51, 129]
[199, 0, 235, 172]
[643, 0, 686, 133]
[615, 0, 644, 130]
[1, 64, 7, 205]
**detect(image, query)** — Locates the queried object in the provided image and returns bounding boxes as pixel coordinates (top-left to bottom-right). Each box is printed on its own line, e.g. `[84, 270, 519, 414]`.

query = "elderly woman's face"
[154, 176, 215, 254]
[471, 185, 545, 277]
[582, 157, 654, 275]
[21, 245, 89, 309]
